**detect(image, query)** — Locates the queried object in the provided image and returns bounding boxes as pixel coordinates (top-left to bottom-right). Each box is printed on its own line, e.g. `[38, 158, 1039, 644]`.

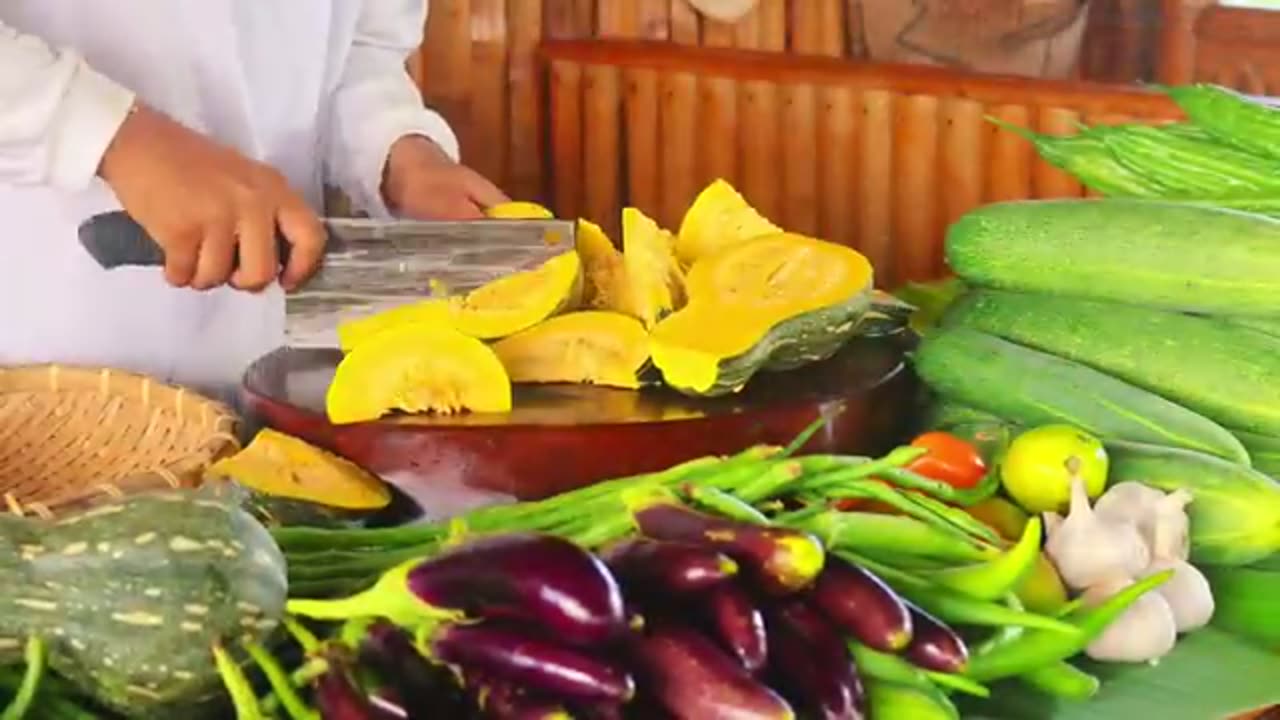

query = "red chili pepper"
[904, 431, 987, 490]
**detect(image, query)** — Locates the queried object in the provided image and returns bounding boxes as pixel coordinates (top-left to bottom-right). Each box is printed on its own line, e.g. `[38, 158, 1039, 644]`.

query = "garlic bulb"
[1082, 575, 1178, 663]
[1045, 475, 1151, 591]
[1149, 490, 1193, 562]
[1147, 557, 1215, 632]
[1094, 481, 1165, 535]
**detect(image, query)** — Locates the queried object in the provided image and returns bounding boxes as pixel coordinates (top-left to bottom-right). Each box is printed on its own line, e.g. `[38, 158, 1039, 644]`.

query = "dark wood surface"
[241, 333, 918, 514]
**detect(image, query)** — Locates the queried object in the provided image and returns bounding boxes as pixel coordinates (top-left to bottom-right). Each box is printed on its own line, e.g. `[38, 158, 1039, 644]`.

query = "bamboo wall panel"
[412, 0, 1153, 205]
[1155, 5, 1280, 96]
[543, 41, 1182, 289]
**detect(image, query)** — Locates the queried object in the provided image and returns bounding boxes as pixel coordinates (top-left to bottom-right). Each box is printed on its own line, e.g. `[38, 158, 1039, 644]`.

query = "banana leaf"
[959, 627, 1280, 720]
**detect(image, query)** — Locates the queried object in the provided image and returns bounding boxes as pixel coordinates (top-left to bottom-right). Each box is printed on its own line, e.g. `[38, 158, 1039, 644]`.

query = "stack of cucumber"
[912, 198, 1280, 580]
[1001, 83, 1280, 216]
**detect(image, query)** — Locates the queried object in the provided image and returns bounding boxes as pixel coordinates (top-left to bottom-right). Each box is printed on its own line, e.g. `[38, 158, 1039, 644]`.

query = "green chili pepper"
[0, 636, 45, 720]
[921, 516, 1043, 601]
[684, 485, 771, 523]
[1018, 661, 1100, 701]
[850, 642, 990, 698]
[790, 510, 995, 564]
[906, 491, 1002, 544]
[213, 642, 265, 720]
[867, 680, 960, 720]
[965, 569, 1173, 682]
[840, 552, 1078, 634]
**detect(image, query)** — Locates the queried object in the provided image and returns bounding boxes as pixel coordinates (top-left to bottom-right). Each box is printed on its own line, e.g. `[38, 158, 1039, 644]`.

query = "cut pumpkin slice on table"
[575, 219, 628, 311]
[620, 207, 687, 328]
[485, 200, 554, 219]
[205, 428, 392, 526]
[326, 323, 513, 423]
[493, 310, 652, 389]
[675, 178, 782, 268]
[651, 232, 875, 396]
[337, 298, 454, 353]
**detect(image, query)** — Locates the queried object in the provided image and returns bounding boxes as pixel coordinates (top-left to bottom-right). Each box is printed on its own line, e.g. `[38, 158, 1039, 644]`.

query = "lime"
[1001, 424, 1108, 513]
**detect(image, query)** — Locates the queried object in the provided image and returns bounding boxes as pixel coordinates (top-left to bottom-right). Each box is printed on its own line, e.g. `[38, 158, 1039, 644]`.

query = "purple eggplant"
[432, 622, 635, 704]
[359, 621, 469, 718]
[315, 660, 402, 720]
[765, 600, 865, 720]
[627, 621, 795, 720]
[601, 538, 740, 594]
[700, 583, 768, 673]
[629, 500, 825, 595]
[469, 675, 574, 720]
[408, 532, 628, 647]
[902, 602, 969, 674]
[809, 557, 913, 652]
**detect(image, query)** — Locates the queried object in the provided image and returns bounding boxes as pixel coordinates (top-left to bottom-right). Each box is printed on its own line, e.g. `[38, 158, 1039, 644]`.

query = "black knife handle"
[79, 210, 292, 270]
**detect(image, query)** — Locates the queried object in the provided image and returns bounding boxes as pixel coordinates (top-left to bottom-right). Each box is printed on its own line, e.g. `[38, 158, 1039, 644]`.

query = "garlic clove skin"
[1082, 575, 1178, 664]
[1044, 476, 1152, 591]
[1094, 481, 1166, 527]
[1147, 557, 1215, 632]
[1149, 490, 1193, 562]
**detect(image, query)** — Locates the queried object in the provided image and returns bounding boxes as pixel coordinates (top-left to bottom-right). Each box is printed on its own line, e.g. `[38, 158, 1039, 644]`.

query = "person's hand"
[98, 104, 326, 292]
[381, 135, 509, 220]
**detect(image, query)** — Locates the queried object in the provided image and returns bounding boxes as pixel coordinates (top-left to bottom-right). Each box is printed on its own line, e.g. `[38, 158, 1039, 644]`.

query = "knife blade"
[77, 210, 576, 295]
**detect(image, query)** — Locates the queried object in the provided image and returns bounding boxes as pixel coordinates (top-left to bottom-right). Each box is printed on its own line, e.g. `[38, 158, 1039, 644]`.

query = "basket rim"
[0, 363, 242, 516]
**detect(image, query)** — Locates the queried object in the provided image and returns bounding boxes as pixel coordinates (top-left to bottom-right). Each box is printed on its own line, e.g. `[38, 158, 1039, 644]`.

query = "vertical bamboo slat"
[780, 84, 820, 236]
[659, 73, 700, 231]
[937, 98, 986, 276]
[1033, 107, 1085, 199]
[858, 90, 895, 281]
[892, 95, 940, 288]
[505, 0, 544, 202]
[468, 0, 509, 184]
[817, 86, 859, 255]
[738, 80, 782, 226]
[582, 65, 622, 238]
[549, 60, 584, 220]
[985, 104, 1034, 203]
[625, 69, 662, 225]
[696, 77, 739, 190]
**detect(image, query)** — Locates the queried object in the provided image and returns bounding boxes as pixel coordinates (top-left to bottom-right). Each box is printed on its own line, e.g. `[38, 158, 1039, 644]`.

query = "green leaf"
[960, 627, 1279, 720]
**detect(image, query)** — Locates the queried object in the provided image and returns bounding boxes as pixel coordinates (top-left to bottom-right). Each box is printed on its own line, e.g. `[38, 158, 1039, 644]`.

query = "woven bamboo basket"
[0, 365, 241, 517]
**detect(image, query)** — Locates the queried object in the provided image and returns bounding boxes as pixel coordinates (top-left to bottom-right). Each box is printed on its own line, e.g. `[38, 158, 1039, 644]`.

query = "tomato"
[904, 431, 987, 489]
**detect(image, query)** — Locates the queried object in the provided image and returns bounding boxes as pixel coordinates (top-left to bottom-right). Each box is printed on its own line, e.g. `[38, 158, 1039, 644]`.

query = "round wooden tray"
[241, 334, 918, 509]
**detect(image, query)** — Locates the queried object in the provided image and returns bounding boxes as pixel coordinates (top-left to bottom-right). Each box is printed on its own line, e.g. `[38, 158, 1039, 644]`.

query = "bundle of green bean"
[274, 422, 1004, 600]
[994, 84, 1280, 216]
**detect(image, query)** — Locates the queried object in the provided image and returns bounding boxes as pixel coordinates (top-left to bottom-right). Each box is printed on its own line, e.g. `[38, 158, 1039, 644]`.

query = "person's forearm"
[0, 19, 136, 189]
[324, 1, 459, 218]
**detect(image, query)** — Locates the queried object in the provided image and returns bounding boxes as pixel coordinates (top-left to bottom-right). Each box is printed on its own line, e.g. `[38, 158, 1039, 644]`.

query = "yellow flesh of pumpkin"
[338, 298, 456, 353]
[206, 428, 391, 510]
[450, 250, 583, 340]
[486, 201, 554, 219]
[650, 233, 874, 392]
[326, 324, 513, 423]
[621, 207, 687, 328]
[674, 178, 782, 269]
[492, 311, 650, 389]
[575, 219, 628, 311]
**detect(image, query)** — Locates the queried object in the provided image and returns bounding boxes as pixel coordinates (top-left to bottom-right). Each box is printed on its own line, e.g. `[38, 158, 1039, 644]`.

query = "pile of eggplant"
[299, 498, 968, 720]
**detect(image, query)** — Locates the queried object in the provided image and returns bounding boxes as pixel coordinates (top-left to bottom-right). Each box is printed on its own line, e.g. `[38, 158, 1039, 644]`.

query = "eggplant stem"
[282, 616, 322, 653]
[0, 636, 46, 720]
[287, 559, 460, 628]
[243, 641, 318, 720]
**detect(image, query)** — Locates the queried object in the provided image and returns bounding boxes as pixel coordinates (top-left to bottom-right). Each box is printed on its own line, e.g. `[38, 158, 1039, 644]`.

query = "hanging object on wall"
[686, 0, 760, 24]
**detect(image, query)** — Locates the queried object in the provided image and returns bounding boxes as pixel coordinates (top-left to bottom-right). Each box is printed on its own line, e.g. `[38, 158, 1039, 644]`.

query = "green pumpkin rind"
[0, 487, 287, 718]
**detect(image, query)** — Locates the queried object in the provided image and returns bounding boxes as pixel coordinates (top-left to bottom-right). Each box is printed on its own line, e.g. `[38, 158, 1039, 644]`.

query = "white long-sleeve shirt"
[0, 1, 457, 398]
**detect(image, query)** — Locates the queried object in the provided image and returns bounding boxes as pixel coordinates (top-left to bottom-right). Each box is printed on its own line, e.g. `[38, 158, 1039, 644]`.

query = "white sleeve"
[0, 20, 136, 190]
[325, 0, 459, 219]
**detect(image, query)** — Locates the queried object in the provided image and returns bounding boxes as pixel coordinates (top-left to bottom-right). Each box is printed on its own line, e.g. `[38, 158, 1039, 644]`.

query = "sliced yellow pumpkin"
[205, 429, 391, 524]
[621, 207, 687, 328]
[326, 324, 513, 423]
[450, 250, 583, 339]
[493, 311, 651, 389]
[575, 219, 628, 312]
[337, 298, 456, 353]
[651, 233, 874, 396]
[486, 201, 554, 219]
[674, 178, 782, 269]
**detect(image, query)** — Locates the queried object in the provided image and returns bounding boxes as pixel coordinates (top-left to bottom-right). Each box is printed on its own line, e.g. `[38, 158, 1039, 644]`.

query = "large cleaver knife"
[77, 210, 576, 297]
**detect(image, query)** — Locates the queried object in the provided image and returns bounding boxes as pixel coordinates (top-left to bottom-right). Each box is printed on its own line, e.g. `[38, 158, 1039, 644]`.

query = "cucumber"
[941, 290, 1280, 436]
[1107, 442, 1280, 566]
[945, 199, 1280, 316]
[1224, 315, 1280, 340]
[911, 327, 1249, 464]
[1231, 429, 1280, 477]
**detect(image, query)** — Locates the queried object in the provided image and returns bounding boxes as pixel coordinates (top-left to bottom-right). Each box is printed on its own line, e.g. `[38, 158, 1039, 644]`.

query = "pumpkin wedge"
[486, 200, 554, 219]
[326, 324, 513, 423]
[575, 219, 628, 311]
[621, 207, 687, 328]
[493, 311, 652, 389]
[651, 233, 874, 396]
[337, 249, 583, 352]
[204, 428, 392, 526]
[674, 178, 782, 268]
